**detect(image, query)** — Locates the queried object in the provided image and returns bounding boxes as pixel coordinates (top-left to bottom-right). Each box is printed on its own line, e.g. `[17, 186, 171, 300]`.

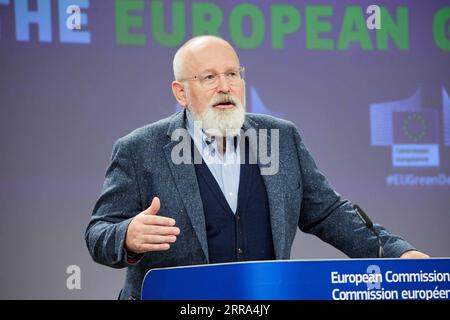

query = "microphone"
[352, 204, 384, 258]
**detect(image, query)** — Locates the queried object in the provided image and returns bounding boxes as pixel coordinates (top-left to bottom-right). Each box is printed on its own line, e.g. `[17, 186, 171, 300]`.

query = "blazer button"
[237, 248, 243, 254]
[236, 214, 240, 221]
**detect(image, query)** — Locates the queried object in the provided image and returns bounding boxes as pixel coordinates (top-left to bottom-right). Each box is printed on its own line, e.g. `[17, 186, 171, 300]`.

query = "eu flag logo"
[393, 111, 438, 144]
[391, 110, 439, 167]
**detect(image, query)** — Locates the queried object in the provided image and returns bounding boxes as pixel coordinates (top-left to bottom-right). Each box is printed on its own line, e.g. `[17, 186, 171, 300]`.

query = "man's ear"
[172, 81, 188, 108]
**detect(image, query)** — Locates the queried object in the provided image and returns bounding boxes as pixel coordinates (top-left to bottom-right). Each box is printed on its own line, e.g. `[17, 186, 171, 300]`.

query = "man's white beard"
[190, 94, 245, 138]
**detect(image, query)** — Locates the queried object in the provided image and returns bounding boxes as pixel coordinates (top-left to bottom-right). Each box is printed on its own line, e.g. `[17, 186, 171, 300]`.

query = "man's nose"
[216, 74, 231, 93]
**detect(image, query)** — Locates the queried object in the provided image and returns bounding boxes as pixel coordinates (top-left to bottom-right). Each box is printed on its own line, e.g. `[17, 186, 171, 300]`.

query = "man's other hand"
[125, 197, 180, 254]
[400, 250, 430, 259]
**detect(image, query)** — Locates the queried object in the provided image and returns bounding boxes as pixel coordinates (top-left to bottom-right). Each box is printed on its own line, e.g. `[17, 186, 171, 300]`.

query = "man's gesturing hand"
[125, 197, 180, 254]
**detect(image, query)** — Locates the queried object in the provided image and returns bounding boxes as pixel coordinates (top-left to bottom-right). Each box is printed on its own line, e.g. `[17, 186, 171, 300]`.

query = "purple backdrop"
[0, 0, 449, 299]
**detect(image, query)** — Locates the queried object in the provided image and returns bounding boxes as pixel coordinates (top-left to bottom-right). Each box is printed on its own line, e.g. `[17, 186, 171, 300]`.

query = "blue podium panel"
[142, 259, 450, 300]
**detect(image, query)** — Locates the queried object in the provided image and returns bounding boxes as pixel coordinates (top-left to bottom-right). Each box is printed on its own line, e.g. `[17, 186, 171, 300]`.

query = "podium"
[142, 258, 450, 300]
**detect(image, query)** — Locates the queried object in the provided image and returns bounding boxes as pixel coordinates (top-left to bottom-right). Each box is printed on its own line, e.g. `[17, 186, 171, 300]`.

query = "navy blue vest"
[193, 137, 275, 264]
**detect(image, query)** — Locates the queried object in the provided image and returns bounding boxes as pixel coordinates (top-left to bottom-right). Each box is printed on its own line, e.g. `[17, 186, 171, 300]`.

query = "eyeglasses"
[179, 67, 245, 90]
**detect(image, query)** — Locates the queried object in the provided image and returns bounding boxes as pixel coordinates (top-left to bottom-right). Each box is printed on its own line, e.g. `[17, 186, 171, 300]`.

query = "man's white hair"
[172, 35, 237, 81]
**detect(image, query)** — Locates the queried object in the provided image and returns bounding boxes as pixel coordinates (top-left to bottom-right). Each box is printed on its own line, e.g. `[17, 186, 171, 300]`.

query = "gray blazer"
[85, 110, 414, 299]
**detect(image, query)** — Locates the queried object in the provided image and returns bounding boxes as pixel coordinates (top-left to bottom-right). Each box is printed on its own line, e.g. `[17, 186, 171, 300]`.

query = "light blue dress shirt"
[186, 110, 241, 213]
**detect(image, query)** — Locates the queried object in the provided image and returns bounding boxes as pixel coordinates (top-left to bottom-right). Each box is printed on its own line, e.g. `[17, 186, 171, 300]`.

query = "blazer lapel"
[163, 110, 209, 262]
[242, 117, 286, 259]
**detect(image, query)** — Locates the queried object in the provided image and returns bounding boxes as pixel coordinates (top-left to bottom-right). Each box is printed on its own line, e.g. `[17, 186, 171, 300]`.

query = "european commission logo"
[370, 88, 450, 168]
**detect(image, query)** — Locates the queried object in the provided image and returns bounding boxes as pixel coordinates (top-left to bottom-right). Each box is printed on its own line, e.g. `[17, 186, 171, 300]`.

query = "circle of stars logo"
[402, 113, 427, 143]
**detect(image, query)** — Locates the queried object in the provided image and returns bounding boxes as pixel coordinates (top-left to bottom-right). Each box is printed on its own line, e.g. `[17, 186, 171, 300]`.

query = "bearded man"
[85, 36, 428, 300]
